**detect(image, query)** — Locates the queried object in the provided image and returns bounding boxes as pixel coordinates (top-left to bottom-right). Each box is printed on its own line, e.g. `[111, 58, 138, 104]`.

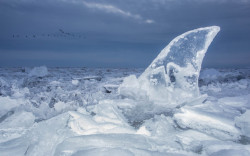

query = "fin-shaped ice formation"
[120, 26, 220, 106]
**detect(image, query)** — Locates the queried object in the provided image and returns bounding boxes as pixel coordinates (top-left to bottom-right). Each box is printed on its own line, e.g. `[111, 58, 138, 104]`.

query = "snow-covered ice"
[1, 26, 250, 155]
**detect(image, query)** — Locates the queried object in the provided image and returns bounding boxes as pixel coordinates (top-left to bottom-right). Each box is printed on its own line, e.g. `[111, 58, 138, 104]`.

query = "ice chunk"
[0, 111, 35, 129]
[209, 149, 250, 156]
[11, 87, 30, 99]
[204, 142, 250, 156]
[0, 111, 35, 143]
[28, 66, 48, 77]
[0, 96, 24, 116]
[136, 126, 151, 136]
[120, 26, 220, 107]
[54, 134, 188, 156]
[71, 79, 79, 85]
[68, 100, 135, 135]
[0, 112, 73, 156]
[218, 95, 250, 108]
[54, 101, 71, 112]
[174, 107, 240, 140]
[200, 68, 222, 80]
[141, 114, 176, 138]
[140, 26, 220, 104]
[119, 75, 148, 100]
[82, 76, 102, 81]
[235, 110, 250, 137]
[175, 130, 218, 154]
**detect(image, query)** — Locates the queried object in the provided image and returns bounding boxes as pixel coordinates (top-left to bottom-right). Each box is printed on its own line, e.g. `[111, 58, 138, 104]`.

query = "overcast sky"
[0, 0, 250, 68]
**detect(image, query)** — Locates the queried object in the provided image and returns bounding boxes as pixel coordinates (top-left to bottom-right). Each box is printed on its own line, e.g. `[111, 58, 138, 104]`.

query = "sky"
[0, 0, 250, 68]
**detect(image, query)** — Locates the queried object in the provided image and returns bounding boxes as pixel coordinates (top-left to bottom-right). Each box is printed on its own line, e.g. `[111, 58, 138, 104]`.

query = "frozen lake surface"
[1, 26, 250, 155]
[1, 67, 250, 156]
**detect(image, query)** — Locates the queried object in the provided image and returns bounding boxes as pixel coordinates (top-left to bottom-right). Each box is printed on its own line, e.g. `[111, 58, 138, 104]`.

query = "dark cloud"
[0, 0, 249, 68]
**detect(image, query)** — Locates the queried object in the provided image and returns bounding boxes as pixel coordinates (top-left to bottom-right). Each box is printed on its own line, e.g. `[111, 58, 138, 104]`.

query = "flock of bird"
[12, 29, 86, 40]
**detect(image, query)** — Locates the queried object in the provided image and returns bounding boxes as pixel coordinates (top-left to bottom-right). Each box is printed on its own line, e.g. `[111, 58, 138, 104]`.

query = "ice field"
[0, 26, 250, 155]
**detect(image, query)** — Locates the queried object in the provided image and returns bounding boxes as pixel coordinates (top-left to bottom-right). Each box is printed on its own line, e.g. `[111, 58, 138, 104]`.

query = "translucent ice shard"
[137, 26, 220, 106]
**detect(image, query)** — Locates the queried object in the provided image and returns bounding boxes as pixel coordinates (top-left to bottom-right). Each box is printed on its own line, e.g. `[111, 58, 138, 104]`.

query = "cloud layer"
[0, 0, 250, 67]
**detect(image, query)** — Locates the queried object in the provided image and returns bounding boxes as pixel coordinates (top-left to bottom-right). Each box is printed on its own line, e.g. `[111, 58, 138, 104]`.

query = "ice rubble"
[1, 26, 250, 156]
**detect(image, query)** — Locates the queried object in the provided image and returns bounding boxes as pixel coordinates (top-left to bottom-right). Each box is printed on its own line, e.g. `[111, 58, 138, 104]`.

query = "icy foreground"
[1, 26, 250, 156]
